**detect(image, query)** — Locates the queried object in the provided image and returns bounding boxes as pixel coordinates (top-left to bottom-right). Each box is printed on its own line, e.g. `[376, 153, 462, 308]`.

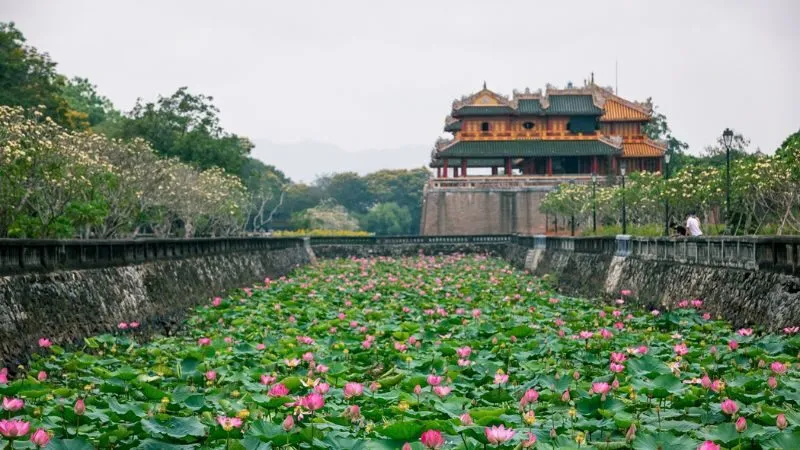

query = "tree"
[239, 158, 291, 232]
[363, 168, 430, 234]
[0, 22, 73, 128]
[61, 76, 120, 129]
[361, 202, 412, 235]
[316, 172, 372, 214]
[642, 102, 690, 171]
[289, 200, 360, 231]
[117, 87, 252, 174]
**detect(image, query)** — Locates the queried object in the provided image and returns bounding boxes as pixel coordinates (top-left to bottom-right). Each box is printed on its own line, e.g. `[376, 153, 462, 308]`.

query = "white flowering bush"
[0, 106, 247, 238]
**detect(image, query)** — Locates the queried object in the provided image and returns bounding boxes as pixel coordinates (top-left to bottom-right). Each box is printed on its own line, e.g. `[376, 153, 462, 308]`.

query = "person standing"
[686, 212, 703, 236]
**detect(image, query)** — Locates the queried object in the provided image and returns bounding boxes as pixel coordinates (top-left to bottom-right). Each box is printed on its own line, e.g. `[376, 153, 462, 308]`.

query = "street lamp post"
[722, 128, 734, 232]
[663, 153, 671, 236]
[591, 172, 597, 233]
[569, 179, 576, 236]
[620, 160, 627, 235]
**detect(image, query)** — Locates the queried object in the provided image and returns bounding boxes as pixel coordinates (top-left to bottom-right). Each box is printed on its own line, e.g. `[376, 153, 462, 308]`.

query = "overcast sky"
[4, 0, 800, 166]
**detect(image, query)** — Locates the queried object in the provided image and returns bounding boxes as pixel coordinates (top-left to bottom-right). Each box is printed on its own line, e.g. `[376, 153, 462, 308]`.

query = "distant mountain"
[250, 139, 431, 183]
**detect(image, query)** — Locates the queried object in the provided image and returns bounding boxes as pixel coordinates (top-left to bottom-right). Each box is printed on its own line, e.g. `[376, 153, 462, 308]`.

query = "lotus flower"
[74, 399, 85, 416]
[420, 429, 445, 449]
[777, 413, 788, 430]
[282, 415, 294, 431]
[30, 428, 50, 447]
[771, 361, 787, 375]
[522, 431, 537, 448]
[735, 416, 747, 432]
[460, 412, 473, 425]
[592, 382, 610, 395]
[0, 419, 29, 438]
[216, 415, 243, 431]
[344, 382, 363, 398]
[433, 386, 451, 397]
[697, 442, 720, 450]
[720, 399, 739, 415]
[38, 338, 51, 348]
[2, 397, 24, 412]
[485, 425, 515, 444]
[300, 392, 324, 411]
[268, 383, 289, 397]
[427, 374, 442, 386]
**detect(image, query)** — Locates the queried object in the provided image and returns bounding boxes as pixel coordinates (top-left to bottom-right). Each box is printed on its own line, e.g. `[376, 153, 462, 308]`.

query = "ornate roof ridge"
[591, 84, 652, 115]
[444, 115, 459, 125]
[452, 86, 511, 110]
[599, 135, 624, 149]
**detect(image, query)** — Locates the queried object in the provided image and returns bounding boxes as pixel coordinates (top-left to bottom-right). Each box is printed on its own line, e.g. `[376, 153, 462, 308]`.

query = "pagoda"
[420, 81, 666, 236]
[429, 82, 665, 177]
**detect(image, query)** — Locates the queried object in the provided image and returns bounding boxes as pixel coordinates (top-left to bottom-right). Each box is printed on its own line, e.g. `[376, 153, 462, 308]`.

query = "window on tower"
[481, 122, 490, 132]
[522, 121, 535, 130]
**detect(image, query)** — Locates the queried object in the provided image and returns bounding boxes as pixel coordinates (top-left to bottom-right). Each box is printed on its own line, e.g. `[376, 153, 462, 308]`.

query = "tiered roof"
[432, 82, 664, 165]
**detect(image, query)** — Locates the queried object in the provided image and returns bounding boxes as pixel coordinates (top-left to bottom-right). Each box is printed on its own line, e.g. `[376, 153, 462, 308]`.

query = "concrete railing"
[309, 235, 513, 246]
[428, 175, 602, 190]
[0, 237, 308, 275]
[623, 236, 800, 274]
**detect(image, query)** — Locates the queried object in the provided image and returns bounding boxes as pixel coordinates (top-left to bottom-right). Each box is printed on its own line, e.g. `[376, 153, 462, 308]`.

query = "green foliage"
[7, 255, 800, 448]
[61, 76, 121, 129]
[0, 22, 73, 128]
[360, 202, 413, 235]
[115, 87, 252, 175]
[289, 200, 360, 231]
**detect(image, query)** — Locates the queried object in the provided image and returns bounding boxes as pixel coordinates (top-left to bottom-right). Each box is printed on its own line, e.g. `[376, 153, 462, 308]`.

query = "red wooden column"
[611, 157, 618, 175]
[592, 155, 599, 175]
[442, 159, 449, 178]
[461, 159, 468, 178]
[491, 166, 498, 176]
[436, 167, 441, 178]
[546, 157, 553, 176]
[504, 157, 512, 176]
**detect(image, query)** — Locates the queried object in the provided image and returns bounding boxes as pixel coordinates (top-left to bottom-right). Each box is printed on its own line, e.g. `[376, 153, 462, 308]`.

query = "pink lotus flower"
[282, 414, 295, 431]
[2, 397, 24, 412]
[343, 404, 361, 421]
[268, 383, 289, 397]
[737, 328, 753, 336]
[777, 413, 788, 430]
[521, 389, 539, 405]
[610, 352, 627, 364]
[692, 299, 703, 308]
[37, 371, 46, 382]
[701, 375, 712, 389]
[427, 375, 442, 386]
[522, 431, 537, 447]
[74, 399, 86, 416]
[702, 313, 711, 320]
[260, 374, 276, 386]
[38, 338, 51, 348]
[674, 343, 688, 356]
[784, 326, 799, 334]
[414, 385, 422, 395]
[460, 413, 473, 425]
[485, 425, 515, 444]
[216, 415, 243, 431]
[421, 429, 445, 449]
[493, 373, 509, 384]
[456, 346, 472, 358]
[298, 392, 325, 411]
[651, 310, 660, 316]
[0, 419, 30, 438]
[30, 428, 50, 447]
[130, 321, 140, 328]
[256, 343, 266, 350]
[610, 363, 625, 373]
[344, 382, 364, 398]
[728, 340, 739, 351]
[402, 444, 412, 450]
[592, 382, 610, 396]
[697, 441, 721, 450]
[620, 289, 632, 296]
[599, 328, 614, 339]
[118, 322, 128, 329]
[735, 416, 747, 432]
[0, 368, 7, 384]
[198, 337, 211, 346]
[315, 383, 330, 394]
[205, 371, 216, 381]
[433, 386, 451, 397]
[561, 389, 571, 402]
[768, 376, 778, 389]
[212, 297, 222, 307]
[579, 331, 593, 340]
[720, 399, 739, 415]
[771, 361, 787, 375]
[710, 380, 723, 393]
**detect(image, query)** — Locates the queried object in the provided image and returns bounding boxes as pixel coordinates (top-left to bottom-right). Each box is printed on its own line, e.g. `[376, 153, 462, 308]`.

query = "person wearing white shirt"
[686, 213, 703, 236]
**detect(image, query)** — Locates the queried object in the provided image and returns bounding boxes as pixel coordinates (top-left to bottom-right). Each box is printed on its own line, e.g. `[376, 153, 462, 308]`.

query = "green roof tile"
[436, 140, 620, 158]
[546, 95, 602, 115]
[444, 120, 462, 132]
[453, 106, 516, 117]
[517, 99, 544, 114]
[429, 158, 505, 168]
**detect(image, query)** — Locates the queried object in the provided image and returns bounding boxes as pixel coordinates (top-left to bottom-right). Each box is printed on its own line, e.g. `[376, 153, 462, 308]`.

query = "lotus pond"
[3, 255, 800, 449]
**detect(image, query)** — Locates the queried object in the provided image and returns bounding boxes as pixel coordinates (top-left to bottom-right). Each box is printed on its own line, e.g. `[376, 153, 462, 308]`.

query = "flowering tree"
[0, 105, 248, 238]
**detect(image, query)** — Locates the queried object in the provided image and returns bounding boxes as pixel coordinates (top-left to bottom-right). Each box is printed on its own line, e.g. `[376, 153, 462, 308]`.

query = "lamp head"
[723, 128, 734, 148]
[591, 172, 597, 183]
[620, 159, 627, 176]
[664, 152, 671, 164]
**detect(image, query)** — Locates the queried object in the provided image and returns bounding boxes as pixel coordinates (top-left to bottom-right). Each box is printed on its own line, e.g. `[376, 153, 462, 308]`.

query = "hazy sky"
[5, 0, 800, 161]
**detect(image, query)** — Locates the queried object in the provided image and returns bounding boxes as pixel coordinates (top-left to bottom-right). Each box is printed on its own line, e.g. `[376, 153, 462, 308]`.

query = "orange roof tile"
[602, 99, 650, 122]
[623, 141, 665, 157]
